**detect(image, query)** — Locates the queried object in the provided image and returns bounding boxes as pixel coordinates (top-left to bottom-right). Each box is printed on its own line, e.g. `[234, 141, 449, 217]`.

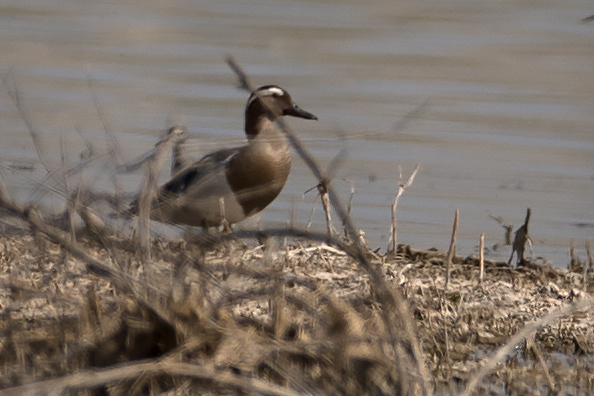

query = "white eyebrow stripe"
[247, 87, 285, 107]
[260, 87, 284, 96]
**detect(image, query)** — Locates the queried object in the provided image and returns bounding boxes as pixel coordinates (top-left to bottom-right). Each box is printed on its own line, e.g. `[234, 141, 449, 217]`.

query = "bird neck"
[245, 116, 286, 147]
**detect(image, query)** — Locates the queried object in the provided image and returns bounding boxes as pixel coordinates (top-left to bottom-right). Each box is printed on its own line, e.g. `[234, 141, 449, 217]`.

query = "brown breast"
[226, 141, 291, 217]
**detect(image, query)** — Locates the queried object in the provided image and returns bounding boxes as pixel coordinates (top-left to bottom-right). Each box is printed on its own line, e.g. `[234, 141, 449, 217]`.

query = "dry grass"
[1, 59, 593, 396]
[1, 218, 594, 395]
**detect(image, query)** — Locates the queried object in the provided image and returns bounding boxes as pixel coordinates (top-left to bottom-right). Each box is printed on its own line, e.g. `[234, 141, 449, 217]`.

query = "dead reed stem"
[136, 130, 183, 258]
[87, 75, 129, 215]
[488, 213, 513, 245]
[569, 239, 576, 269]
[479, 233, 485, 285]
[0, 360, 304, 396]
[587, 239, 593, 271]
[59, 136, 78, 245]
[443, 326, 455, 394]
[87, 75, 124, 166]
[391, 100, 430, 133]
[3, 78, 52, 174]
[2, 77, 87, 208]
[444, 209, 459, 291]
[585, 240, 593, 292]
[305, 193, 318, 232]
[531, 343, 555, 393]
[343, 178, 355, 239]
[388, 164, 420, 254]
[318, 182, 334, 240]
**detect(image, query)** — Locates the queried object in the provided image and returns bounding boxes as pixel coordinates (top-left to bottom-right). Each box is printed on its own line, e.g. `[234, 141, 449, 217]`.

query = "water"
[1, 0, 593, 266]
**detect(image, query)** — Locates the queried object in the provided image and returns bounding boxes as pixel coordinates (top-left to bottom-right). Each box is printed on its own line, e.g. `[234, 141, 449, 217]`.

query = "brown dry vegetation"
[1, 59, 594, 395]
[1, 208, 594, 395]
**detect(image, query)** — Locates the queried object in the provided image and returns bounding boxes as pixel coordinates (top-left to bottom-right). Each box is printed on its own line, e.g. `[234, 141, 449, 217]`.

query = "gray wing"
[161, 147, 239, 196]
[150, 146, 245, 226]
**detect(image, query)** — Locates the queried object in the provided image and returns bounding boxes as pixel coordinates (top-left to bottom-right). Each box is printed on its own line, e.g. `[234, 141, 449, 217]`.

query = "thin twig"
[444, 209, 459, 292]
[585, 240, 593, 292]
[2, 75, 105, 208]
[319, 146, 347, 239]
[86, 74, 124, 166]
[0, 360, 304, 396]
[318, 182, 334, 240]
[2, 79, 78, 206]
[460, 297, 594, 396]
[444, 326, 455, 395]
[388, 164, 420, 253]
[225, 55, 253, 92]
[3, 78, 52, 174]
[305, 193, 318, 232]
[392, 100, 430, 133]
[86, 74, 131, 218]
[531, 343, 555, 393]
[488, 213, 513, 245]
[569, 239, 576, 270]
[59, 136, 76, 244]
[478, 233, 485, 285]
[343, 178, 355, 239]
[136, 130, 184, 258]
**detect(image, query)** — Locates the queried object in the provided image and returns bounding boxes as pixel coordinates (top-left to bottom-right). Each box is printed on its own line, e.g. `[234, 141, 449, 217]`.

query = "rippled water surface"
[1, 0, 593, 266]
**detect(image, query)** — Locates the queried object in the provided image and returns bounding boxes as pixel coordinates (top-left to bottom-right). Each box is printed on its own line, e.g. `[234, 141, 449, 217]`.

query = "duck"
[134, 85, 318, 229]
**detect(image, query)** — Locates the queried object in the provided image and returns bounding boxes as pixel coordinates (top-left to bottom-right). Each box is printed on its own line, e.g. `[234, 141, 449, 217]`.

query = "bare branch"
[3, 78, 52, 174]
[0, 360, 304, 396]
[461, 297, 594, 396]
[388, 164, 420, 253]
[478, 233, 485, 285]
[488, 212, 513, 245]
[444, 209, 459, 291]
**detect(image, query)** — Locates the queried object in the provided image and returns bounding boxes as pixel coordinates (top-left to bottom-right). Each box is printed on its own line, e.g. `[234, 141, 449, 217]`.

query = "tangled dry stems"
[1, 59, 593, 396]
[1, 206, 594, 395]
